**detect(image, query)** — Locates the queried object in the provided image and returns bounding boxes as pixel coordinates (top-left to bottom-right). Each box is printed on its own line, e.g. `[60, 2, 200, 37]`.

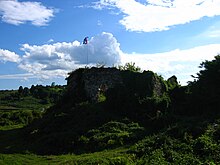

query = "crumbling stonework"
[82, 68, 123, 100]
[66, 67, 166, 102]
[151, 75, 165, 96]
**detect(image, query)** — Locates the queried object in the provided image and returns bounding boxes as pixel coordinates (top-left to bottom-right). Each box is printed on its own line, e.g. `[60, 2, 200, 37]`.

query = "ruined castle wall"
[66, 68, 166, 102]
[82, 68, 123, 100]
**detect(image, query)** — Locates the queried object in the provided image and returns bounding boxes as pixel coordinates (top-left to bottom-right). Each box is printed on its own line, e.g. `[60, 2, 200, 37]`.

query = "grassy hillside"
[0, 148, 134, 165]
[1, 57, 220, 164]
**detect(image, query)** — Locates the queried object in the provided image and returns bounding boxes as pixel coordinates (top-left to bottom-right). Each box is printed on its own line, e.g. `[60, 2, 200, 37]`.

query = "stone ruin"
[66, 67, 166, 102]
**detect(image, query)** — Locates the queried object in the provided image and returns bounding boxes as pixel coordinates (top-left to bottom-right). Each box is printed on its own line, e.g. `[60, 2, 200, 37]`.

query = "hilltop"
[1, 56, 220, 164]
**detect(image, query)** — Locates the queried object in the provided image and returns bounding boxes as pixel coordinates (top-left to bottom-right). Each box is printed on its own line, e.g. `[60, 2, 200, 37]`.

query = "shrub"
[0, 110, 42, 126]
[193, 134, 220, 161]
[81, 121, 145, 151]
[129, 134, 197, 164]
[118, 62, 141, 72]
[143, 149, 168, 165]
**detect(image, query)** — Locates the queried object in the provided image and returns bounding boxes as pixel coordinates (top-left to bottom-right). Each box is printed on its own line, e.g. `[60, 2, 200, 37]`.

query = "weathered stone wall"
[151, 75, 165, 96]
[66, 68, 166, 102]
[82, 68, 123, 100]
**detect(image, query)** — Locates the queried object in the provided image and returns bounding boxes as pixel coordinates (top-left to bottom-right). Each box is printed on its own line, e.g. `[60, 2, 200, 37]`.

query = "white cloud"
[0, 49, 20, 63]
[1, 32, 220, 85]
[18, 31, 220, 85]
[0, 0, 55, 26]
[47, 39, 54, 43]
[121, 44, 220, 84]
[198, 22, 220, 38]
[0, 73, 36, 80]
[94, 0, 220, 32]
[91, 0, 117, 10]
[18, 32, 122, 79]
[207, 30, 220, 38]
[87, 32, 122, 64]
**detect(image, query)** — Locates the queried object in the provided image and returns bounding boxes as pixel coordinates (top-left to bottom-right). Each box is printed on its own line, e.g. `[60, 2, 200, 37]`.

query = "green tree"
[51, 82, 55, 87]
[188, 55, 220, 114]
[18, 86, 23, 94]
[23, 87, 30, 96]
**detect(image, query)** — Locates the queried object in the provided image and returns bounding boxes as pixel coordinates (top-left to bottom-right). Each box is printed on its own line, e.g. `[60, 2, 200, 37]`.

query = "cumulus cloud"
[121, 44, 220, 84]
[18, 31, 220, 85]
[0, 49, 20, 63]
[87, 32, 122, 65]
[1, 32, 220, 85]
[93, 0, 220, 32]
[0, 0, 55, 26]
[18, 32, 122, 79]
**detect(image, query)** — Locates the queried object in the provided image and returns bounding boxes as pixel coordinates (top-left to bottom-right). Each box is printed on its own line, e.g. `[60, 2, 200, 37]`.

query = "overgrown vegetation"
[118, 62, 141, 72]
[0, 84, 65, 109]
[0, 110, 42, 127]
[0, 84, 65, 128]
[1, 56, 220, 164]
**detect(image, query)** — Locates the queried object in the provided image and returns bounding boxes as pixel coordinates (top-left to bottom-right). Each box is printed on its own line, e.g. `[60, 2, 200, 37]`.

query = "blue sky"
[1, 0, 220, 89]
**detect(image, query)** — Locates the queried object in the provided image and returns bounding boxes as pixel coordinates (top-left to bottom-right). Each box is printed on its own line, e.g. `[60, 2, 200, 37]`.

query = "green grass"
[0, 122, 135, 165]
[1, 96, 51, 111]
[0, 106, 20, 111]
[0, 124, 24, 131]
[0, 148, 135, 165]
[0, 113, 135, 164]
[0, 154, 48, 165]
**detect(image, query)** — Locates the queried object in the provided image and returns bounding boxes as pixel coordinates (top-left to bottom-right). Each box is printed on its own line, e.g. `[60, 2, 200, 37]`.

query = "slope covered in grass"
[1, 56, 220, 164]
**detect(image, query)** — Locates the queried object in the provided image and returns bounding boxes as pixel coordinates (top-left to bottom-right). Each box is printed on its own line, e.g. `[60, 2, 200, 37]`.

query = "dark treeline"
[0, 84, 65, 127]
[1, 83, 65, 105]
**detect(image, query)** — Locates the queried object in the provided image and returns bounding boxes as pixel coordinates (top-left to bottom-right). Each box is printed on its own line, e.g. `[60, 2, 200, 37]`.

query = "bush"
[118, 62, 141, 72]
[0, 110, 42, 126]
[142, 149, 168, 165]
[193, 124, 220, 162]
[78, 121, 145, 152]
[129, 134, 199, 164]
